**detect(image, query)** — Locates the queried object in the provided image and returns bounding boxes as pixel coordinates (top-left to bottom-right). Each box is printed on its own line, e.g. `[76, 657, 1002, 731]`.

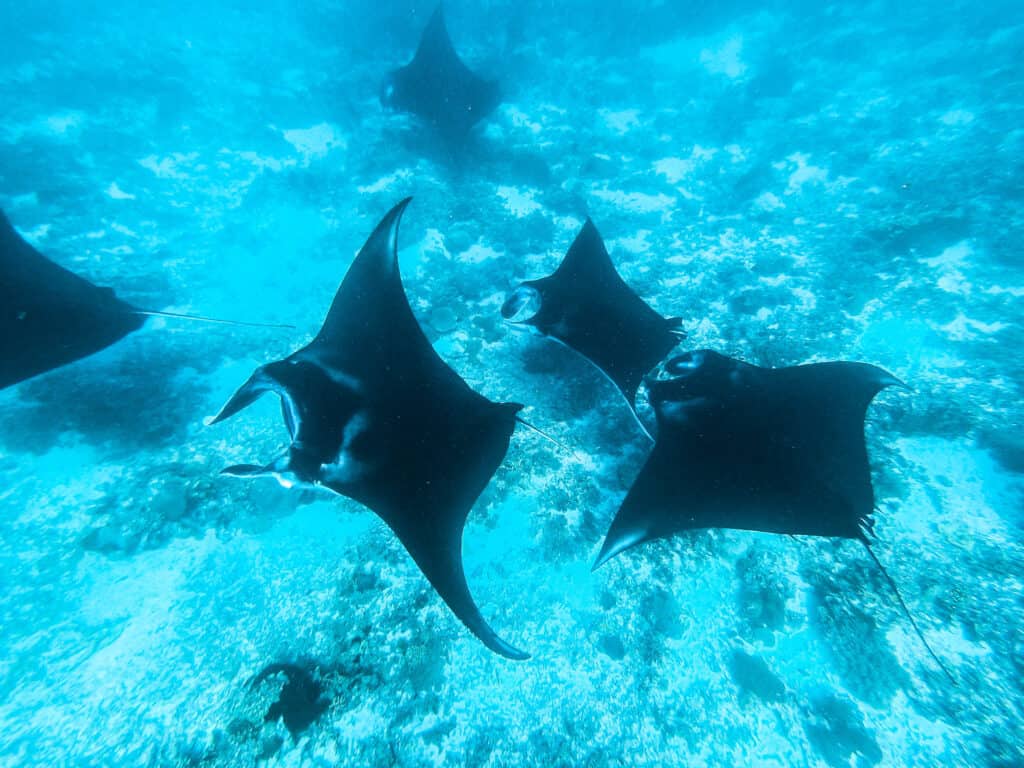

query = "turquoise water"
[1, 1, 1022, 765]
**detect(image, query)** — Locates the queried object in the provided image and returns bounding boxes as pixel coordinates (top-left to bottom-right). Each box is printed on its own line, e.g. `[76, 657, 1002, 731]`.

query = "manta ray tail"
[860, 537, 956, 685]
[133, 308, 295, 330]
[515, 415, 568, 452]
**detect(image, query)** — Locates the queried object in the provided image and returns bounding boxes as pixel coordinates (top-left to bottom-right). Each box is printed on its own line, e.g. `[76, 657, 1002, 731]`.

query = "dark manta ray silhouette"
[0, 208, 145, 390]
[380, 4, 501, 143]
[501, 218, 684, 423]
[0, 208, 290, 391]
[593, 349, 954, 681]
[210, 198, 529, 659]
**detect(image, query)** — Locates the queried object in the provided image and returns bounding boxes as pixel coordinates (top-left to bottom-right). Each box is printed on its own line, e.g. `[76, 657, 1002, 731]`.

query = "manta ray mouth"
[663, 351, 707, 376]
[501, 285, 542, 323]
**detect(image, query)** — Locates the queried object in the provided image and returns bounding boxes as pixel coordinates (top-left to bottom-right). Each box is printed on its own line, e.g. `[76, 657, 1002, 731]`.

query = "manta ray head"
[500, 284, 543, 324]
[214, 357, 370, 492]
[647, 350, 746, 422]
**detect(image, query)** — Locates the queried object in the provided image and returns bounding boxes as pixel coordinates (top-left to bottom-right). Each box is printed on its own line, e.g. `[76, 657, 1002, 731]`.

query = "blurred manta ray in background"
[0, 208, 291, 391]
[210, 198, 530, 660]
[593, 349, 955, 682]
[380, 4, 501, 143]
[502, 217, 685, 433]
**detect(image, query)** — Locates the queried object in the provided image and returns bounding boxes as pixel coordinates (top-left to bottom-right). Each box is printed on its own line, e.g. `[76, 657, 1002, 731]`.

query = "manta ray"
[502, 217, 684, 427]
[593, 349, 953, 681]
[0, 208, 288, 391]
[380, 4, 501, 143]
[1, 208, 145, 390]
[210, 198, 529, 659]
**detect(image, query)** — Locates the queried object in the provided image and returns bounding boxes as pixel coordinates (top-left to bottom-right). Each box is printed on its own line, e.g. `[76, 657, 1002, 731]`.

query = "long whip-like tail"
[515, 415, 569, 452]
[134, 308, 295, 330]
[860, 537, 956, 685]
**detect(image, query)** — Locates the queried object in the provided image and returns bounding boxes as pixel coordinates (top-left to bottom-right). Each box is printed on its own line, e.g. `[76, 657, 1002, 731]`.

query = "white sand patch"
[496, 185, 542, 217]
[106, 183, 135, 200]
[724, 144, 746, 162]
[416, 228, 449, 261]
[936, 271, 971, 295]
[282, 122, 345, 163]
[611, 230, 651, 255]
[783, 152, 828, 192]
[226, 150, 293, 172]
[601, 109, 641, 135]
[110, 223, 137, 238]
[554, 215, 582, 232]
[43, 111, 85, 136]
[935, 313, 1007, 340]
[939, 109, 975, 126]
[700, 36, 746, 79]
[923, 240, 972, 268]
[358, 169, 412, 194]
[986, 284, 1024, 297]
[791, 286, 817, 311]
[504, 105, 543, 134]
[753, 191, 784, 211]
[591, 188, 675, 214]
[139, 153, 198, 180]
[459, 241, 503, 264]
[653, 146, 716, 183]
[923, 241, 974, 294]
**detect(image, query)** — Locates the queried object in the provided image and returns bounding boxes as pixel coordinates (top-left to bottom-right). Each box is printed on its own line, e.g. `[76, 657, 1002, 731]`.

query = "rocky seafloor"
[0, 1, 1022, 766]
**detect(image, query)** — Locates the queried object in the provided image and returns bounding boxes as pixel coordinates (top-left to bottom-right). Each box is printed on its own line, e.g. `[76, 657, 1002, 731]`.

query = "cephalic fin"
[206, 366, 278, 425]
[221, 464, 272, 477]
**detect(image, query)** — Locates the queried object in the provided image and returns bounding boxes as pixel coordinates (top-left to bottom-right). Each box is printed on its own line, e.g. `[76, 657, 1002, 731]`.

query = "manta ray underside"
[380, 4, 501, 143]
[502, 217, 684, 424]
[0, 208, 145, 390]
[594, 349, 953, 680]
[211, 198, 529, 659]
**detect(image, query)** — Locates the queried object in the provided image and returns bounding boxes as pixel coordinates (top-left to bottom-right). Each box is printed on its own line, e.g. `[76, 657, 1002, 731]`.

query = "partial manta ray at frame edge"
[209, 197, 537, 660]
[0, 208, 292, 391]
[593, 349, 956, 683]
[502, 217, 685, 436]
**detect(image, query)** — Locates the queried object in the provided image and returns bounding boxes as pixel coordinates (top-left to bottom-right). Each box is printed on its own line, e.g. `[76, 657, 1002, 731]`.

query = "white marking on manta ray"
[320, 365, 364, 396]
[321, 411, 372, 486]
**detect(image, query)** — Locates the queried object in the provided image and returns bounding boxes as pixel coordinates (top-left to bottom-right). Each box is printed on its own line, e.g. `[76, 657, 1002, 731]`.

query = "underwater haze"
[1, 0, 1023, 766]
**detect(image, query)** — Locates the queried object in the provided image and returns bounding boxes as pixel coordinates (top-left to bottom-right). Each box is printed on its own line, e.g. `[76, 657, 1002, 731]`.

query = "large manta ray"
[380, 4, 500, 143]
[210, 198, 529, 659]
[593, 349, 953, 680]
[502, 218, 684, 424]
[0, 208, 145, 390]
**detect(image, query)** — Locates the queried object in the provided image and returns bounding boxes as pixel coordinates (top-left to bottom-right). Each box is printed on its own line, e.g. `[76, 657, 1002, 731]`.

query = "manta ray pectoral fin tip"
[591, 546, 617, 572]
[593, 526, 650, 571]
[492, 640, 530, 661]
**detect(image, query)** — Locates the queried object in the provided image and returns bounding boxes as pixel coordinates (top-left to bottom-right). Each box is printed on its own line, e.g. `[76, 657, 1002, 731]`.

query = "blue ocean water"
[1, 0, 1022, 765]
